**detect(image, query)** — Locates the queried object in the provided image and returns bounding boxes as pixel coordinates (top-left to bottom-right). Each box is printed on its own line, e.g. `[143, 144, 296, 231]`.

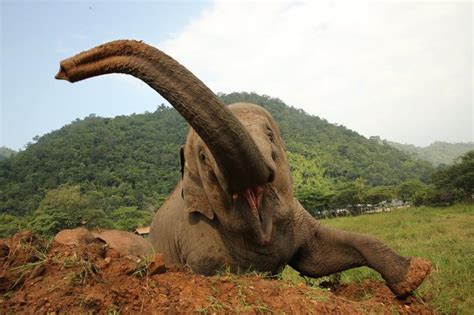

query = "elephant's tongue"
[243, 186, 263, 220]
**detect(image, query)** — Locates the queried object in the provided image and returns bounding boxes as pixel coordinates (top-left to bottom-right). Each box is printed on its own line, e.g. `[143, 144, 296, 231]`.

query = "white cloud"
[158, 0, 472, 146]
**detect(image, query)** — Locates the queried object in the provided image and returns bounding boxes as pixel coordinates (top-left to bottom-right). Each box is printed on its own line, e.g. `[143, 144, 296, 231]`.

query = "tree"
[365, 186, 395, 205]
[0, 213, 26, 238]
[397, 179, 427, 202]
[0, 146, 16, 160]
[288, 151, 335, 214]
[331, 186, 360, 208]
[431, 151, 474, 204]
[29, 185, 112, 236]
[111, 206, 153, 231]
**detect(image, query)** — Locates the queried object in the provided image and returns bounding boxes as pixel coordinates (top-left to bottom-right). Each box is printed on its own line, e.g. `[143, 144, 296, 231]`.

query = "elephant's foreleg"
[290, 213, 431, 297]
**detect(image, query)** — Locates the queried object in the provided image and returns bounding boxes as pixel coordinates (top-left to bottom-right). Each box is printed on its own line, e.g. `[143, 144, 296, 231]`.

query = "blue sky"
[1, 1, 472, 150]
[1, 1, 209, 150]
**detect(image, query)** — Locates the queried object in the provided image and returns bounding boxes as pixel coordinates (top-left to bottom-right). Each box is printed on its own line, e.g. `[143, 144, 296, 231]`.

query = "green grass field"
[282, 204, 474, 314]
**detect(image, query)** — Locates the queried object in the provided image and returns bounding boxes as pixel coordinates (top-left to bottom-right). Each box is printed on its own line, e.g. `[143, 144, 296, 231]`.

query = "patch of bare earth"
[0, 231, 434, 314]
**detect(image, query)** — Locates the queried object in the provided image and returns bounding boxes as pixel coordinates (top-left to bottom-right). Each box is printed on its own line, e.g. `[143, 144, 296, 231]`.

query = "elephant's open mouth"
[234, 185, 273, 245]
[243, 186, 264, 221]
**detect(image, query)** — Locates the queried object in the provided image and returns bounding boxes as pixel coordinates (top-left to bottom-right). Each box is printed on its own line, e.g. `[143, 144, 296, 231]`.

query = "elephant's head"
[55, 40, 292, 245]
[181, 102, 294, 244]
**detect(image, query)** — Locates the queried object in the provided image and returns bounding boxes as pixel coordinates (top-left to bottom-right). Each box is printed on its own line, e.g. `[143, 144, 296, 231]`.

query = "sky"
[1, 0, 472, 151]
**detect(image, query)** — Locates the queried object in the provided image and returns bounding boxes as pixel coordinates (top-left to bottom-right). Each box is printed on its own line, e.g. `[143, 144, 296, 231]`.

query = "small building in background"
[134, 226, 150, 236]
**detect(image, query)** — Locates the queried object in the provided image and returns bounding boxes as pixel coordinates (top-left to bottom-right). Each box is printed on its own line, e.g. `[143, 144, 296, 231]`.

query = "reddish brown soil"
[0, 231, 435, 314]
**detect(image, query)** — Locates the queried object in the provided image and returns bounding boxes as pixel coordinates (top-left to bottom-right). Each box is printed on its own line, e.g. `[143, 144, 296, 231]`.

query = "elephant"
[55, 40, 431, 297]
[53, 228, 153, 259]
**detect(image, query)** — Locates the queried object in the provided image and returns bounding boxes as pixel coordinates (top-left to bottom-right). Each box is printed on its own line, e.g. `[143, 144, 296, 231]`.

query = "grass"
[282, 203, 474, 314]
[68, 259, 99, 286]
[8, 237, 51, 290]
[196, 269, 274, 314]
[55, 254, 100, 286]
[131, 256, 151, 278]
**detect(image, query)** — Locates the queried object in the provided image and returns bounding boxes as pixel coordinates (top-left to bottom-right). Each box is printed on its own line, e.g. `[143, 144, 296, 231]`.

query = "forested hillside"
[0, 106, 187, 218]
[386, 140, 474, 166]
[0, 92, 438, 236]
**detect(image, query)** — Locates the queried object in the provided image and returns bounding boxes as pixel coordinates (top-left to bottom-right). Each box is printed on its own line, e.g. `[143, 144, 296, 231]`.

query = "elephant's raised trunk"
[55, 40, 270, 193]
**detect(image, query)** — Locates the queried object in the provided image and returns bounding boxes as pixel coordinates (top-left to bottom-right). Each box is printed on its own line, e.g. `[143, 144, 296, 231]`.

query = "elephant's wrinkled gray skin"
[56, 40, 431, 297]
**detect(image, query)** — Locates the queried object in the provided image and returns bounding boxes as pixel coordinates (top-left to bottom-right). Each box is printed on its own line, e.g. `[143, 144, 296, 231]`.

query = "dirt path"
[0, 231, 434, 314]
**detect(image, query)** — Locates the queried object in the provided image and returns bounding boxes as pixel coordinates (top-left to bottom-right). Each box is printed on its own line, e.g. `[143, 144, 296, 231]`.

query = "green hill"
[386, 140, 474, 166]
[0, 92, 434, 219]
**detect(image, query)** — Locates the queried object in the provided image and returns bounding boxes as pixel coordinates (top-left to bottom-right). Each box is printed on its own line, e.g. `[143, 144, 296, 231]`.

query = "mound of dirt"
[0, 231, 434, 314]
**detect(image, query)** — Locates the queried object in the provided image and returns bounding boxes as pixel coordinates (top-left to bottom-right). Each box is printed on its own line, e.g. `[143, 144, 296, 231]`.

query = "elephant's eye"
[199, 151, 206, 162]
[266, 128, 274, 142]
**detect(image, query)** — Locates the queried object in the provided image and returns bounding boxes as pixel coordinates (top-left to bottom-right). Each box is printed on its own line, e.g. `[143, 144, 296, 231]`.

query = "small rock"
[0, 240, 10, 258]
[28, 264, 46, 279]
[122, 260, 138, 275]
[148, 253, 166, 275]
[0, 275, 8, 291]
[106, 248, 121, 259]
[18, 292, 27, 305]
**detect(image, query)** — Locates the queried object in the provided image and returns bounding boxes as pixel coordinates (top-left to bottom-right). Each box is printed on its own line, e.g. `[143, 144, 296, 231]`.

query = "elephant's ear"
[181, 161, 215, 220]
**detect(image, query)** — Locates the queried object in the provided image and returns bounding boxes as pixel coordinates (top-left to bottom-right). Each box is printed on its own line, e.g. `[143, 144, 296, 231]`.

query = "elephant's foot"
[388, 257, 432, 297]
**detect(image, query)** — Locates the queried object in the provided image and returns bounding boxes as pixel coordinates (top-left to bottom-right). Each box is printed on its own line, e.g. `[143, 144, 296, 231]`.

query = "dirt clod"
[105, 248, 121, 259]
[0, 231, 435, 314]
[147, 253, 166, 275]
[0, 240, 9, 258]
